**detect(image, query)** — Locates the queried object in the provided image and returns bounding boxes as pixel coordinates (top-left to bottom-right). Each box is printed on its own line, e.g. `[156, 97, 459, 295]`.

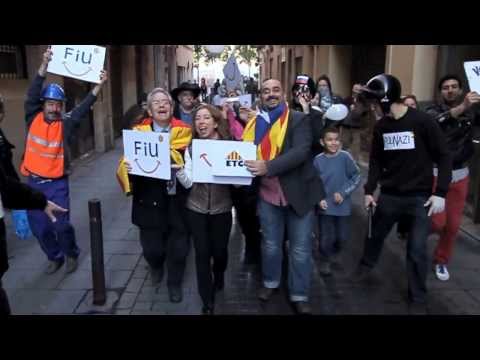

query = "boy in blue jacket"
[314, 127, 361, 275]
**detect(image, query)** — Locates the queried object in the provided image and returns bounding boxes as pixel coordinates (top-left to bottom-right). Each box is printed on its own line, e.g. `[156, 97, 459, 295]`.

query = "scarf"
[116, 117, 192, 195]
[242, 102, 289, 161]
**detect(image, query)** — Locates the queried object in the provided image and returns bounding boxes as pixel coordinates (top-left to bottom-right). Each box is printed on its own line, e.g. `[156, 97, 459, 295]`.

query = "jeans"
[257, 199, 314, 302]
[27, 176, 79, 262]
[360, 193, 430, 303]
[187, 210, 232, 306]
[318, 215, 350, 260]
[431, 176, 469, 264]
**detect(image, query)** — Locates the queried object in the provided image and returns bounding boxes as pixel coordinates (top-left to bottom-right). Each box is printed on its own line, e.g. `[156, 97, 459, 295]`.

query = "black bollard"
[89, 199, 106, 306]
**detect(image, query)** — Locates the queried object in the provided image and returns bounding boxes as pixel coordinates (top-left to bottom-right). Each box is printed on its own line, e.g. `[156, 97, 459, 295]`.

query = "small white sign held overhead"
[464, 61, 480, 93]
[47, 45, 106, 84]
[192, 139, 253, 185]
[122, 130, 171, 180]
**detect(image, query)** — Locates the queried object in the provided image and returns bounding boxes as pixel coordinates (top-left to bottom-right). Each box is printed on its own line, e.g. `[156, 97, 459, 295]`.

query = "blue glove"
[11, 210, 32, 240]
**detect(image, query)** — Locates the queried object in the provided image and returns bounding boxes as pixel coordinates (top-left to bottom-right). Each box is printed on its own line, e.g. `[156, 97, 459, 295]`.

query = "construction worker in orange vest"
[21, 47, 108, 275]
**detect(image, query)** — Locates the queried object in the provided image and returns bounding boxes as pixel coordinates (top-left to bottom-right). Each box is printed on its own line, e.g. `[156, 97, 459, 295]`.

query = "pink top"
[227, 110, 245, 141]
[260, 176, 288, 207]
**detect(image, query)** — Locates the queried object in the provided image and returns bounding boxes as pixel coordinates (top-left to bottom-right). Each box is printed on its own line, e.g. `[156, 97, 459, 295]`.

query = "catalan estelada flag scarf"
[242, 102, 289, 161]
[116, 117, 192, 195]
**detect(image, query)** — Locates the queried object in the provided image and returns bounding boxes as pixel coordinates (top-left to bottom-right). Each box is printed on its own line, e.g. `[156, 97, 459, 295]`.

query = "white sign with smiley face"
[123, 130, 171, 180]
[47, 45, 106, 84]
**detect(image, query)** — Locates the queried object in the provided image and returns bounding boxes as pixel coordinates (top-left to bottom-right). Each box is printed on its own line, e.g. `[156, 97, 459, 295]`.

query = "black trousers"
[187, 209, 232, 306]
[397, 214, 413, 235]
[231, 187, 261, 255]
[138, 201, 190, 288]
[360, 193, 430, 303]
[0, 219, 11, 315]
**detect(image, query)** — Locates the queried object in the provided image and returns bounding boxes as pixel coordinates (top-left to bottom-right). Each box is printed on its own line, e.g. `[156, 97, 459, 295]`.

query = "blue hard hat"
[40, 83, 66, 102]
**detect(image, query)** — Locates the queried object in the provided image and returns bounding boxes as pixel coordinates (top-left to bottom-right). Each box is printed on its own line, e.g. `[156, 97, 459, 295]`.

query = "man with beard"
[425, 74, 480, 281]
[21, 47, 107, 275]
[244, 78, 325, 314]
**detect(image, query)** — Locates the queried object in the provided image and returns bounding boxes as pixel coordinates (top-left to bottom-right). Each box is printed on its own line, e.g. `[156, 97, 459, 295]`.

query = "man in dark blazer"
[244, 78, 325, 314]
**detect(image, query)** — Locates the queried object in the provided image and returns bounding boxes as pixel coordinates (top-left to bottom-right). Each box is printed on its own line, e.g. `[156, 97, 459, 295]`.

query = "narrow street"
[4, 141, 480, 315]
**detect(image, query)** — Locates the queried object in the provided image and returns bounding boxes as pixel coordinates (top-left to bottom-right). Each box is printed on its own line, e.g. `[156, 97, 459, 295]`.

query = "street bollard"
[88, 199, 106, 306]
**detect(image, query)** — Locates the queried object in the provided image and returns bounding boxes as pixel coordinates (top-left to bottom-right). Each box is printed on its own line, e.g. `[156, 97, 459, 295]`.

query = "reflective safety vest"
[20, 112, 64, 178]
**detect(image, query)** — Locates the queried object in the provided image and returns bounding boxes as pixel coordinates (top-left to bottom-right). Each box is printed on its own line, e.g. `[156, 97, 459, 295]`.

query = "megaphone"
[324, 104, 349, 121]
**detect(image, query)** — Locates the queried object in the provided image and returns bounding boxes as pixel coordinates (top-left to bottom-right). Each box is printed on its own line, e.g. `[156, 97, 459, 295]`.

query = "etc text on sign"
[192, 140, 255, 185]
[47, 45, 106, 84]
[122, 130, 171, 180]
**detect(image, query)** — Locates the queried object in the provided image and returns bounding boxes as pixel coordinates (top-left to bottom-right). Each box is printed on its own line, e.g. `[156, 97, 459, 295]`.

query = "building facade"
[0, 44, 193, 172]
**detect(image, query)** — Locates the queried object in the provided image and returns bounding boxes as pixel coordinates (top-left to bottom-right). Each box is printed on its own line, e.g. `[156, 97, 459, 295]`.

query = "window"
[0, 45, 27, 79]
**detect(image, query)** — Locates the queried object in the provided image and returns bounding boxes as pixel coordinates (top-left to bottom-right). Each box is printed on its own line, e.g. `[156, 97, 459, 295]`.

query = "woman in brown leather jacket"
[175, 104, 233, 315]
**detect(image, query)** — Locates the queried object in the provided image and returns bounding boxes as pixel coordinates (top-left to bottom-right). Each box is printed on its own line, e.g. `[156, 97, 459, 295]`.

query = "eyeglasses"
[151, 100, 171, 107]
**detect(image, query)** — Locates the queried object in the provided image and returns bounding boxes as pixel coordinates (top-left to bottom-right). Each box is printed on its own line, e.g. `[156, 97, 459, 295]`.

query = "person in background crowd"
[403, 95, 418, 109]
[200, 78, 208, 102]
[291, 74, 326, 157]
[221, 93, 262, 264]
[311, 75, 343, 114]
[171, 82, 201, 126]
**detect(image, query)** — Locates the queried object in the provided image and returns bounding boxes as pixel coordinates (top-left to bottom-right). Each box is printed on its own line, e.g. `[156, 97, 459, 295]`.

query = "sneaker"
[319, 261, 332, 276]
[65, 257, 78, 274]
[435, 263, 450, 281]
[45, 260, 63, 275]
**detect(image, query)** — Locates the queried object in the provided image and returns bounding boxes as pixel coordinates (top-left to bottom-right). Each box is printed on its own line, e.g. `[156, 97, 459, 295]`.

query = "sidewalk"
[4, 141, 137, 314]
